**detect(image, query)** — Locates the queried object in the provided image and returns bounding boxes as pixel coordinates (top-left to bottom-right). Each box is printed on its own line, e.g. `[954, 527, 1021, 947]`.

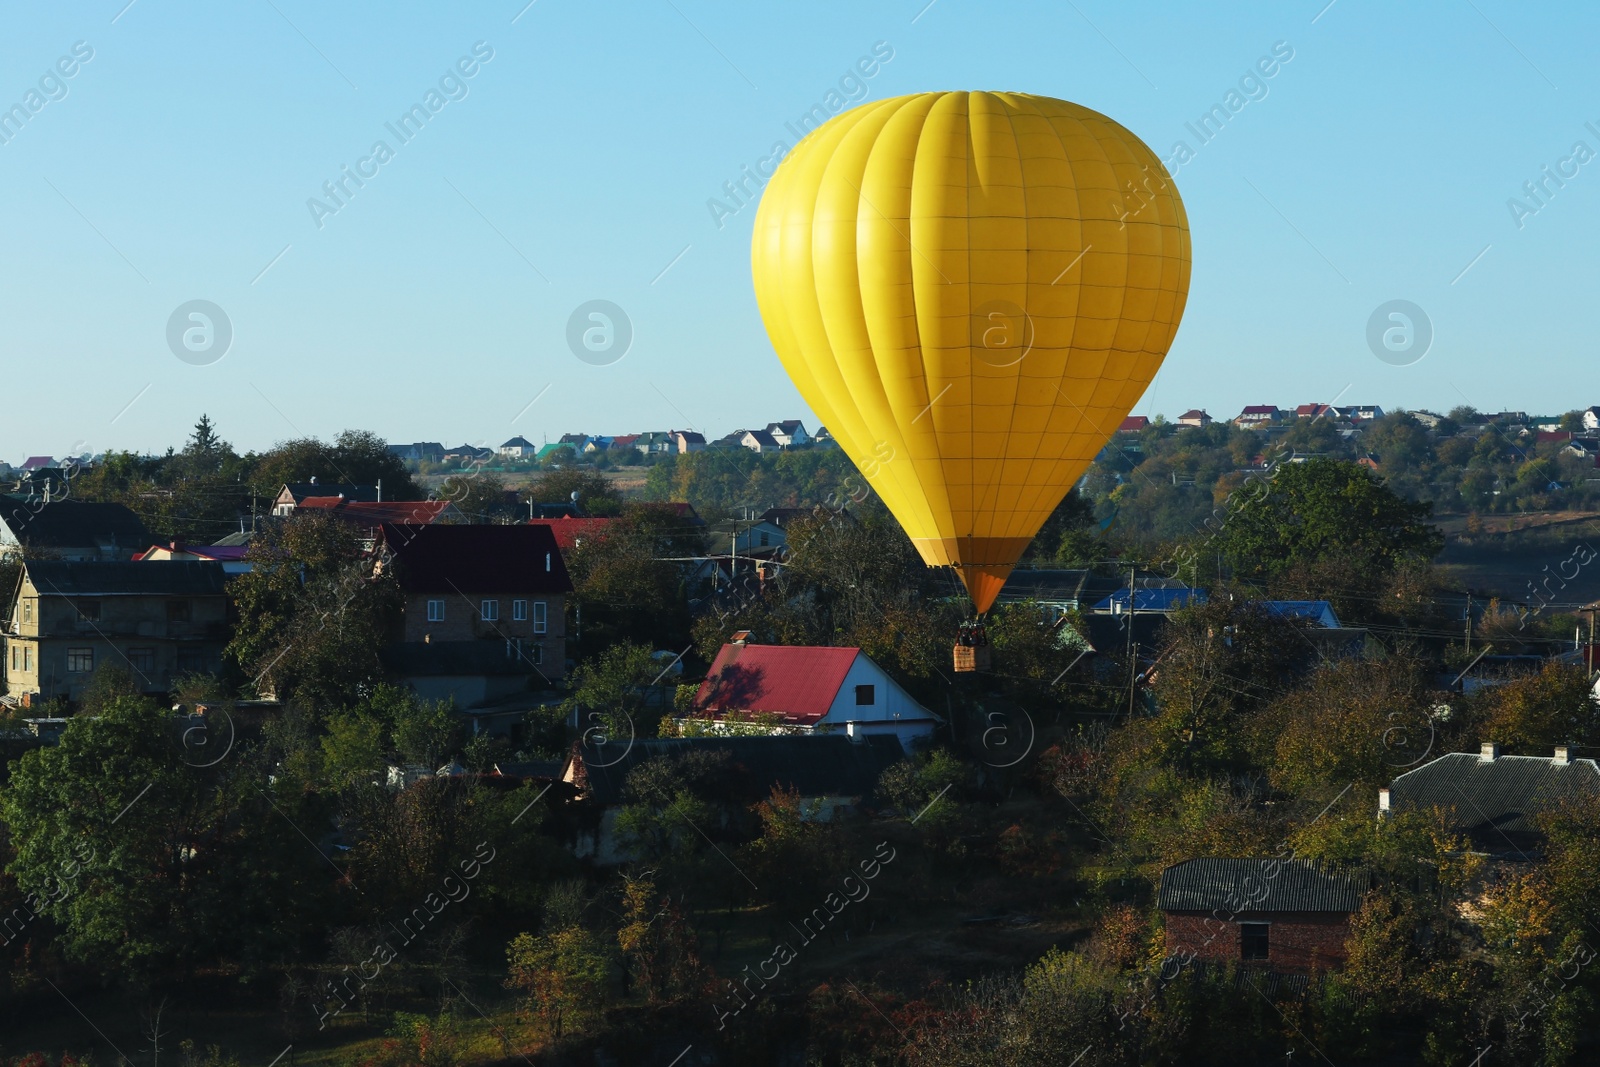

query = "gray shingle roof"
[1388, 751, 1600, 838]
[26, 560, 228, 596]
[0, 498, 151, 550]
[1158, 858, 1368, 914]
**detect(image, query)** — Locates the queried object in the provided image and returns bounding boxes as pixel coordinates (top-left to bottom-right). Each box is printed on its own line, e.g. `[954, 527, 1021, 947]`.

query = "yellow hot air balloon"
[751, 91, 1191, 615]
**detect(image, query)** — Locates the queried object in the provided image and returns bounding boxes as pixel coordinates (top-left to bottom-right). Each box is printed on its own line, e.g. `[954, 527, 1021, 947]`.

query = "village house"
[1159, 858, 1368, 974]
[671, 430, 707, 453]
[0, 499, 152, 562]
[1117, 416, 1151, 432]
[764, 420, 812, 448]
[707, 517, 786, 556]
[136, 542, 253, 575]
[442, 444, 494, 464]
[498, 437, 537, 461]
[563, 734, 905, 863]
[271, 481, 381, 516]
[295, 496, 459, 545]
[386, 442, 444, 463]
[1381, 743, 1600, 858]
[734, 429, 780, 453]
[1176, 409, 1212, 428]
[1234, 405, 1281, 428]
[2, 560, 229, 703]
[685, 639, 941, 752]
[373, 522, 573, 681]
[526, 516, 615, 552]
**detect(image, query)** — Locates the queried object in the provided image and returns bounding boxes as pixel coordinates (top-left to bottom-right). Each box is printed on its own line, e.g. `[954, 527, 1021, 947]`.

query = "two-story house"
[373, 523, 574, 688]
[764, 421, 812, 448]
[3, 560, 229, 703]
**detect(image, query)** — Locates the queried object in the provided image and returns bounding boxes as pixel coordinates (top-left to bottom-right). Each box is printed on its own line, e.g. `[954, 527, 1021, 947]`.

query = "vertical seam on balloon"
[1021, 101, 1101, 530]
[803, 98, 901, 466]
[865, 93, 945, 545]
[965, 93, 1032, 548]
[906, 91, 966, 551]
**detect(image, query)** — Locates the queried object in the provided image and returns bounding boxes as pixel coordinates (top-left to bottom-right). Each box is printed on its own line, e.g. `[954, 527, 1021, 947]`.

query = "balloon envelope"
[751, 91, 1191, 612]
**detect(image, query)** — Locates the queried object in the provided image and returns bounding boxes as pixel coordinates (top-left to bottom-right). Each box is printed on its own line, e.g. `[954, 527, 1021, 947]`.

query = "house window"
[128, 648, 155, 673]
[177, 651, 210, 674]
[759, 532, 770, 547]
[8, 645, 14, 671]
[532, 642, 544, 665]
[427, 599, 445, 622]
[67, 648, 94, 673]
[1241, 923, 1270, 961]
[23, 646, 30, 671]
[855, 684, 875, 706]
[167, 600, 191, 622]
[480, 599, 499, 622]
[532, 600, 547, 634]
[22, 601, 32, 623]
[77, 600, 101, 622]
[512, 600, 527, 621]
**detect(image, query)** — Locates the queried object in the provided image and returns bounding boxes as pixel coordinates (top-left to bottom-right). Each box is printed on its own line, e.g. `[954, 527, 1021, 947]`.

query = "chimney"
[377, 478, 382, 503]
[1554, 745, 1571, 766]
[1378, 788, 1390, 816]
[1480, 742, 1499, 763]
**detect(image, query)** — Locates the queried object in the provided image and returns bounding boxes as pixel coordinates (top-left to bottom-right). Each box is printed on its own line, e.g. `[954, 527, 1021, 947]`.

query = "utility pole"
[1126, 565, 1137, 720]
[1465, 593, 1472, 652]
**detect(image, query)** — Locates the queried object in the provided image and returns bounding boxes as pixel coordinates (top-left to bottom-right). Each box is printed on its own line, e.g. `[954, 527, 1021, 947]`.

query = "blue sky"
[1, 0, 1595, 460]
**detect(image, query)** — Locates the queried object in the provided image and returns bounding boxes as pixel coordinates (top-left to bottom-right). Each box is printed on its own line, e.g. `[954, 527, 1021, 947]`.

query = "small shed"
[1158, 858, 1368, 974]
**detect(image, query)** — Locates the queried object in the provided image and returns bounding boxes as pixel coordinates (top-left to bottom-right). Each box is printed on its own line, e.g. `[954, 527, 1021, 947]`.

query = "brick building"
[372, 522, 572, 679]
[1158, 858, 1368, 974]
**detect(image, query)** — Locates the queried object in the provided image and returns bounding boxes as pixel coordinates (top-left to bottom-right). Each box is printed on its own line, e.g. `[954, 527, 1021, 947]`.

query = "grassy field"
[1435, 509, 1600, 608]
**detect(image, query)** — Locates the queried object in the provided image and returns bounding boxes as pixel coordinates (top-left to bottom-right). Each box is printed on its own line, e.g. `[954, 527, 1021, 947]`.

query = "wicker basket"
[953, 643, 992, 673]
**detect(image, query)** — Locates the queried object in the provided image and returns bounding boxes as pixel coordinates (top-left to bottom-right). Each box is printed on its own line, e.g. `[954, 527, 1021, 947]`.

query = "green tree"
[564, 503, 702, 655]
[249, 430, 421, 501]
[1, 695, 330, 983]
[562, 641, 672, 744]
[1215, 458, 1442, 581]
[1470, 661, 1600, 751]
[506, 926, 609, 1038]
[225, 511, 401, 704]
[525, 469, 621, 516]
[616, 871, 708, 1004]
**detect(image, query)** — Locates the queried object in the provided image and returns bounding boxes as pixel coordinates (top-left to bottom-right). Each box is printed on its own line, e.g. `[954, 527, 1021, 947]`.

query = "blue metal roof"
[1093, 587, 1207, 612]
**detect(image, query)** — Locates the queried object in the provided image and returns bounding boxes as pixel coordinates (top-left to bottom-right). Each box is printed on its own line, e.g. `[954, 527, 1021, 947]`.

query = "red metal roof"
[1118, 416, 1150, 432]
[298, 497, 452, 528]
[693, 643, 861, 725]
[528, 516, 615, 550]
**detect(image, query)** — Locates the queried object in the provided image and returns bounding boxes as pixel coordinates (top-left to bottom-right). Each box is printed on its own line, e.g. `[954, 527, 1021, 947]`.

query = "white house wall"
[821, 655, 936, 726]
